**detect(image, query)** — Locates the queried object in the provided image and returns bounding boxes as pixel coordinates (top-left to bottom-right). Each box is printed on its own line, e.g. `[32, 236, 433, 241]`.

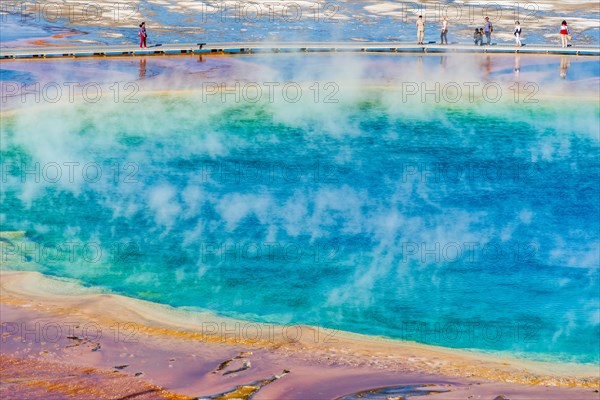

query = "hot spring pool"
[1, 54, 599, 365]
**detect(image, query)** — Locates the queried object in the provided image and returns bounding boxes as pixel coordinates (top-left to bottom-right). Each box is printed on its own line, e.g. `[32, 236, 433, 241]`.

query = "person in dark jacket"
[474, 28, 483, 46]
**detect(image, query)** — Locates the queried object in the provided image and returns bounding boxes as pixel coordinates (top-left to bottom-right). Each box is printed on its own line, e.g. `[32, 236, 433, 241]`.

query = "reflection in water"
[514, 54, 520, 75]
[560, 56, 570, 79]
[483, 55, 492, 79]
[416, 55, 424, 77]
[139, 58, 147, 79]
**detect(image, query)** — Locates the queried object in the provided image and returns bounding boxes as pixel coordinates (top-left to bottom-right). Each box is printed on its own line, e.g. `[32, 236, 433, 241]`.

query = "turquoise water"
[1, 56, 599, 365]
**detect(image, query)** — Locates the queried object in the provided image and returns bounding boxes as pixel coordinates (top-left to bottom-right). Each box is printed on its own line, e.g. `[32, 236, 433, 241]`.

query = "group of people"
[472, 17, 502, 46]
[472, 17, 494, 46]
[416, 15, 452, 45]
[136, 18, 573, 49]
[415, 16, 572, 47]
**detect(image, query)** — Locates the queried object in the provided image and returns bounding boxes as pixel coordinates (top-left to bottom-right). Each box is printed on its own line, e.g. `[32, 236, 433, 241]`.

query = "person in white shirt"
[440, 16, 448, 44]
[514, 21, 522, 46]
[416, 16, 425, 44]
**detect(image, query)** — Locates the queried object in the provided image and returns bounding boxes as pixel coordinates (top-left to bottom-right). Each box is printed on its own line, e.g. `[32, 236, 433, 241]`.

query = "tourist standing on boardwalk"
[138, 22, 147, 48]
[514, 21, 522, 46]
[474, 28, 482, 46]
[483, 17, 493, 45]
[560, 20, 570, 47]
[416, 16, 425, 44]
[440, 16, 448, 44]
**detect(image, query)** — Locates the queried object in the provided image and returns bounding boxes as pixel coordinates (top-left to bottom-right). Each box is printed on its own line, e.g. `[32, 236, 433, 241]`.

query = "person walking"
[416, 16, 425, 44]
[440, 16, 448, 44]
[483, 17, 493, 45]
[560, 20, 570, 48]
[514, 21, 522, 46]
[138, 21, 147, 48]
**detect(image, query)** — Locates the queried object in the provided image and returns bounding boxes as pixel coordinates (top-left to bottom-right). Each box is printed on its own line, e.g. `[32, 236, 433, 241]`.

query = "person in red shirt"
[560, 20, 570, 48]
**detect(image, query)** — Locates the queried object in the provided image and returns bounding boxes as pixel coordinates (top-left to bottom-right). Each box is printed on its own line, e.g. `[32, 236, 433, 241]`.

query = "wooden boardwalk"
[1, 42, 599, 59]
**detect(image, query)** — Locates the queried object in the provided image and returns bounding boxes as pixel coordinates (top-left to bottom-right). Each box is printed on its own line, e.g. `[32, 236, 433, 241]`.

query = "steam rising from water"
[1, 54, 599, 364]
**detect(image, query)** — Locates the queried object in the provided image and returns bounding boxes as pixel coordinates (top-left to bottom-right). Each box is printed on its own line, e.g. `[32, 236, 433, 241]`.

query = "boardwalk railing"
[1, 42, 599, 59]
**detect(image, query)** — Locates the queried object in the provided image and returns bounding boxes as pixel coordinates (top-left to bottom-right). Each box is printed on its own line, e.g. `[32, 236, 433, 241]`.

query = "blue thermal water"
[0, 13, 79, 44]
[1, 60, 599, 365]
